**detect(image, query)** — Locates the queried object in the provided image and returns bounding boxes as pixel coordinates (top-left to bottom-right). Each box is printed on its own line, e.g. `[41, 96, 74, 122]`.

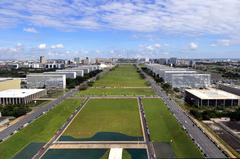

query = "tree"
[173, 88, 180, 92]
[0, 104, 31, 118]
[162, 83, 171, 92]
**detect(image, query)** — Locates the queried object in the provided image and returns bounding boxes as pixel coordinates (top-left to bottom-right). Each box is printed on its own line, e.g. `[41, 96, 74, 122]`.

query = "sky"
[0, 0, 240, 59]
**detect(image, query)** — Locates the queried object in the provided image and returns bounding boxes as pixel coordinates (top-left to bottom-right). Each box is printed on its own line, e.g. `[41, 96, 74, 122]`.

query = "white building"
[0, 89, 47, 105]
[27, 74, 66, 89]
[56, 69, 84, 77]
[146, 64, 211, 89]
[28, 63, 41, 68]
[44, 71, 76, 79]
[170, 74, 211, 89]
[163, 70, 197, 82]
[185, 88, 240, 107]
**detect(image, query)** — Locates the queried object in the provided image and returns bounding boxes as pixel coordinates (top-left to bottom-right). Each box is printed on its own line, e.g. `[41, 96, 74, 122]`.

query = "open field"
[78, 64, 155, 96]
[143, 98, 203, 158]
[76, 88, 155, 96]
[94, 64, 147, 87]
[62, 99, 143, 140]
[0, 99, 82, 159]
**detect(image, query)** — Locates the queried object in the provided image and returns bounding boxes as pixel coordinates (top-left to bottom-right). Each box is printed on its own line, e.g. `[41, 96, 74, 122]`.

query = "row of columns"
[0, 90, 47, 105]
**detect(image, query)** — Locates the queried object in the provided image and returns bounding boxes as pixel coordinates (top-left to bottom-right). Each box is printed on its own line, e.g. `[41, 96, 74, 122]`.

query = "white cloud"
[38, 43, 47, 49]
[23, 27, 38, 33]
[146, 45, 154, 51]
[0, 0, 240, 38]
[210, 39, 239, 47]
[154, 43, 161, 48]
[51, 44, 64, 49]
[189, 42, 198, 50]
[217, 39, 231, 46]
[210, 43, 217, 47]
[16, 42, 22, 46]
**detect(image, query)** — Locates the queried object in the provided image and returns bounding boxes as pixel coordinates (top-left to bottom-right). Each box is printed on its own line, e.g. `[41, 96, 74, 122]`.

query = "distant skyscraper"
[168, 57, 177, 66]
[40, 56, 47, 64]
[74, 57, 81, 64]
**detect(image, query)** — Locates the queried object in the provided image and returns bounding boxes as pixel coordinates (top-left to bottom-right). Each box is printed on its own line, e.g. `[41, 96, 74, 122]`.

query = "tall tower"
[40, 56, 47, 64]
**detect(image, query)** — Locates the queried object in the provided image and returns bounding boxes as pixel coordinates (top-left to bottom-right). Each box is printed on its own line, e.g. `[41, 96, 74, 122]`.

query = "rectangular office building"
[44, 71, 76, 79]
[0, 89, 47, 105]
[163, 70, 197, 83]
[27, 74, 66, 89]
[56, 69, 84, 77]
[171, 74, 211, 89]
[185, 88, 240, 107]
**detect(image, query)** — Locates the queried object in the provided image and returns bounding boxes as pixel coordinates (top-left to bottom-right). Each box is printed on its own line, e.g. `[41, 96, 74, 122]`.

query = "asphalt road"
[137, 97, 155, 159]
[0, 70, 104, 142]
[139, 67, 227, 158]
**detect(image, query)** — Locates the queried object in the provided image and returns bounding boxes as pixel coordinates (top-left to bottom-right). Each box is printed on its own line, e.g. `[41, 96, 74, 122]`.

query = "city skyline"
[1, 0, 240, 59]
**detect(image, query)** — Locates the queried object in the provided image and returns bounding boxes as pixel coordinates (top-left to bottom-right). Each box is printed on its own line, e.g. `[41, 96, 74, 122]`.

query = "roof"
[27, 73, 66, 77]
[185, 88, 240, 100]
[173, 73, 210, 77]
[44, 72, 76, 74]
[164, 70, 196, 74]
[0, 89, 45, 98]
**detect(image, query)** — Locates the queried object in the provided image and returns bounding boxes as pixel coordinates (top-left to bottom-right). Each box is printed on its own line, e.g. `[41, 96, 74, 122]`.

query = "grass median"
[94, 64, 147, 87]
[76, 87, 155, 96]
[143, 98, 203, 158]
[0, 99, 82, 159]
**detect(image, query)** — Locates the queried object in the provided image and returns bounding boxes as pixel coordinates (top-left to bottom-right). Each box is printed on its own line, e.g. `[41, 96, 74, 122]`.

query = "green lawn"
[76, 88, 155, 96]
[63, 99, 142, 138]
[122, 150, 131, 159]
[94, 64, 147, 87]
[0, 99, 82, 159]
[143, 98, 203, 158]
[100, 150, 110, 159]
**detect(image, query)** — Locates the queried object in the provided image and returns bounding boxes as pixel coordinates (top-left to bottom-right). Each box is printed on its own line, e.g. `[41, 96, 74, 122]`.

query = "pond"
[59, 132, 144, 141]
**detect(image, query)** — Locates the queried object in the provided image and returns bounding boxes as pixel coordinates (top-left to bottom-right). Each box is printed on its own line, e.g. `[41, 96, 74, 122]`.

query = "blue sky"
[0, 0, 240, 59]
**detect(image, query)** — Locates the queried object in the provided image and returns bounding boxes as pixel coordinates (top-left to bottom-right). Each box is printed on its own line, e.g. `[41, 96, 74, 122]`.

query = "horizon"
[1, 0, 240, 59]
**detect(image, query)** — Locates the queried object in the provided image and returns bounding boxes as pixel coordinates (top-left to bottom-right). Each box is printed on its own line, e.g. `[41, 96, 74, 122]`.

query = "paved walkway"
[36, 98, 57, 101]
[70, 96, 160, 99]
[50, 143, 146, 149]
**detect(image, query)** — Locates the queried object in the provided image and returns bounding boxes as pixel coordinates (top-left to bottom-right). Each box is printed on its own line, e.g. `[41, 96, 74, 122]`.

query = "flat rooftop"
[185, 88, 240, 100]
[27, 73, 66, 77]
[0, 89, 45, 98]
[164, 70, 196, 73]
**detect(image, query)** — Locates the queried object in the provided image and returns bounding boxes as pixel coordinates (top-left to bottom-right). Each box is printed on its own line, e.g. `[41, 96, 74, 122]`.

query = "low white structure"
[27, 74, 66, 89]
[185, 88, 240, 107]
[0, 89, 47, 105]
[108, 148, 123, 159]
